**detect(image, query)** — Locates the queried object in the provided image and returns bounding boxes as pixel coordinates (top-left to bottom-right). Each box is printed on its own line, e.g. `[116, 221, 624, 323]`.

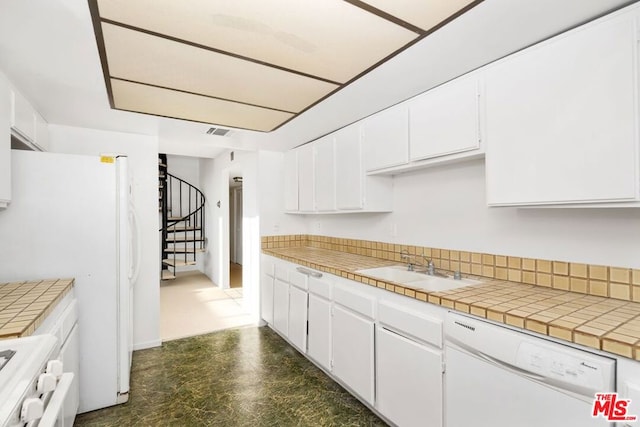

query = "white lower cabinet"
[260, 273, 274, 325]
[331, 284, 376, 406]
[273, 278, 289, 336]
[288, 284, 308, 353]
[376, 327, 443, 427]
[60, 324, 80, 427]
[307, 293, 331, 371]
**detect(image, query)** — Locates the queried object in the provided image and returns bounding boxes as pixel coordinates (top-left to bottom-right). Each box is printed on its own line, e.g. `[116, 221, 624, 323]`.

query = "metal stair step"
[167, 226, 201, 232]
[164, 248, 205, 253]
[162, 259, 197, 267]
[161, 270, 176, 280]
[164, 237, 205, 243]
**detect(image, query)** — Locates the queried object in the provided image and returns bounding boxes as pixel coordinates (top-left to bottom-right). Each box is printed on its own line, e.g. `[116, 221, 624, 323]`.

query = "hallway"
[75, 327, 385, 426]
[159, 269, 253, 342]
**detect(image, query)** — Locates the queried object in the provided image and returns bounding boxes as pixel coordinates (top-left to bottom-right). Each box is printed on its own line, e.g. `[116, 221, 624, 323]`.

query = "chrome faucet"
[400, 249, 415, 271]
[427, 260, 435, 275]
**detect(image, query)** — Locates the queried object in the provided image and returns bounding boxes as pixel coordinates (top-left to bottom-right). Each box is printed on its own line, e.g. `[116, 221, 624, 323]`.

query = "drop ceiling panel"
[111, 79, 293, 132]
[95, 0, 419, 83]
[102, 23, 337, 113]
[360, 0, 478, 32]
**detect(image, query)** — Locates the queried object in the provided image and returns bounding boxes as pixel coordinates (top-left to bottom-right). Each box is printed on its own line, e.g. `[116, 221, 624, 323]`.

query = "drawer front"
[288, 270, 308, 291]
[308, 276, 331, 299]
[274, 264, 289, 282]
[333, 285, 375, 320]
[378, 301, 442, 348]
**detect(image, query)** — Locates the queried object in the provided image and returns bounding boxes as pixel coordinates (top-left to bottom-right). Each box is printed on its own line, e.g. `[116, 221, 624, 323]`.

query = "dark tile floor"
[74, 326, 386, 426]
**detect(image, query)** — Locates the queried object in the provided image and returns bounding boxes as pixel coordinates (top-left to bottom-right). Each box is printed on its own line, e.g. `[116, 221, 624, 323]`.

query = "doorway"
[229, 175, 243, 289]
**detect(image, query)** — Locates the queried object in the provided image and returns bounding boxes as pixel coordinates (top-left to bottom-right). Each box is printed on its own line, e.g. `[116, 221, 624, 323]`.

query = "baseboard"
[133, 338, 162, 351]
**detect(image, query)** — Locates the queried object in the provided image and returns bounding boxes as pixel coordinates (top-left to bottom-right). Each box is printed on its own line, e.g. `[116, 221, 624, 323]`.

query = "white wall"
[49, 124, 161, 349]
[297, 159, 640, 269]
[257, 151, 307, 236]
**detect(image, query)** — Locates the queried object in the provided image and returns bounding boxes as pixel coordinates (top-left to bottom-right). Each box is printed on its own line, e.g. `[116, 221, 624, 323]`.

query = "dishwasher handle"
[296, 267, 322, 278]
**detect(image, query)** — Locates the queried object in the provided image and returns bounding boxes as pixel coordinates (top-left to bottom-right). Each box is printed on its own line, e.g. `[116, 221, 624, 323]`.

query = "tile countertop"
[264, 246, 640, 361]
[0, 279, 74, 339]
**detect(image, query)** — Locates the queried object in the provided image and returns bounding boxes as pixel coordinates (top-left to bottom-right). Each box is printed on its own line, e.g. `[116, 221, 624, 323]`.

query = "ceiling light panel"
[111, 79, 293, 132]
[95, 0, 419, 84]
[359, 0, 478, 32]
[101, 23, 337, 113]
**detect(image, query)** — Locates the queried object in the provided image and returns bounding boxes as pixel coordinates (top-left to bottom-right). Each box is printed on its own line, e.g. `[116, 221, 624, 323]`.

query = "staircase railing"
[159, 171, 206, 279]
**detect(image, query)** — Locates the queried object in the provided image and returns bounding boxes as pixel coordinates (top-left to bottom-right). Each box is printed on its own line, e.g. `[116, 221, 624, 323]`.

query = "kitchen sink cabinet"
[273, 278, 289, 336]
[409, 72, 482, 163]
[485, 8, 640, 206]
[376, 301, 444, 427]
[362, 104, 409, 172]
[0, 72, 10, 208]
[313, 135, 336, 212]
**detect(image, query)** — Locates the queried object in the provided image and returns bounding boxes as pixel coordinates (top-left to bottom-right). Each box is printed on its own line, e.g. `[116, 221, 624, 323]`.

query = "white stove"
[0, 334, 74, 427]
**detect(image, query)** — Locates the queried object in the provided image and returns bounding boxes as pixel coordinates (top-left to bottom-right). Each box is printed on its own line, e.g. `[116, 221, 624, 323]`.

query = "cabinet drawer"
[274, 264, 288, 282]
[308, 276, 331, 299]
[261, 257, 275, 277]
[378, 301, 442, 348]
[333, 285, 375, 320]
[289, 270, 308, 291]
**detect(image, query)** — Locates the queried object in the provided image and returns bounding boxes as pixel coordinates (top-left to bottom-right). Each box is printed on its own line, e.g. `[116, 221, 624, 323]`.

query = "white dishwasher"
[445, 312, 616, 427]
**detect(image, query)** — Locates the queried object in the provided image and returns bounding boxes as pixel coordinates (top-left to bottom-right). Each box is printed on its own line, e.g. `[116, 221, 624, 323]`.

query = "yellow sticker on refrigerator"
[100, 156, 115, 164]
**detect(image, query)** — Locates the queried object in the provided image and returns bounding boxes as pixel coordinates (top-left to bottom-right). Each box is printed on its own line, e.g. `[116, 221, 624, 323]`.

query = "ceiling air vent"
[206, 127, 231, 137]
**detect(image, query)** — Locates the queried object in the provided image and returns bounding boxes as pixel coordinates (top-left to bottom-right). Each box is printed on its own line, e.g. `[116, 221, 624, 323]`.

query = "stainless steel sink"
[355, 266, 482, 292]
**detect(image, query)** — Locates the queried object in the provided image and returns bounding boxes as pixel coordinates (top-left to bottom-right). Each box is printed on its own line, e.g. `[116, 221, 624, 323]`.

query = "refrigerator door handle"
[129, 202, 142, 285]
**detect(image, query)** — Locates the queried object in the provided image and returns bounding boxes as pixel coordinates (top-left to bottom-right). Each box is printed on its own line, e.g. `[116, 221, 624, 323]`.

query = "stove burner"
[0, 349, 16, 371]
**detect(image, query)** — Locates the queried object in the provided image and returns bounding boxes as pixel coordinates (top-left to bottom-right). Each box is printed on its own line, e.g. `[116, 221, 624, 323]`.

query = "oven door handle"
[38, 372, 74, 427]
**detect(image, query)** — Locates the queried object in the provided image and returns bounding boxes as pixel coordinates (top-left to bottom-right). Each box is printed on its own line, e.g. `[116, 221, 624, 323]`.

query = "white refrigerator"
[0, 150, 140, 413]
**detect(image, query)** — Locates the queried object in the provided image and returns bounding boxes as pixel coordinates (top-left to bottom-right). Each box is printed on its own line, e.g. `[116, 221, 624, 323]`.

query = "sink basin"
[407, 276, 482, 293]
[355, 266, 482, 293]
[355, 266, 427, 283]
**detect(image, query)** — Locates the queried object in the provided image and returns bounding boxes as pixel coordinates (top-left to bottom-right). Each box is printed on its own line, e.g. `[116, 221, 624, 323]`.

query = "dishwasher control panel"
[516, 341, 611, 391]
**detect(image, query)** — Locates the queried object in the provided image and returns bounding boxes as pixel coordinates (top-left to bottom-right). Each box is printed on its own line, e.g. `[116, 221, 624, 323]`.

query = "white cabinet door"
[363, 105, 409, 171]
[485, 11, 639, 205]
[288, 285, 308, 352]
[332, 304, 375, 405]
[273, 279, 289, 336]
[283, 150, 298, 211]
[313, 135, 335, 212]
[308, 294, 331, 371]
[377, 327, 443, 427]
[59, 325, 80, 427]
[297, 144, 315, 212]
[260, 273, 274, 325]
[334, 123, 363, 210]
[0, 73, 10, 208]
[10, 88, 35, 142]
[409, 74, 480, 161]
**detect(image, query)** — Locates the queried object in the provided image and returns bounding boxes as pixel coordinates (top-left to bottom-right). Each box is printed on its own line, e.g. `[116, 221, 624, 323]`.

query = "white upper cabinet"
[0, 73, 10, 208]
[34, 112, 49, 152]
[313, 135, 336, 212]
[334, 123, 363, 210]
[485, 7, 640, 206]
[297, 143, 315, 212]
[363, 104, 409, 172]
[283, 150, 298, 212]
[286, 123, 392, 214]
[409, 73, 481, 161]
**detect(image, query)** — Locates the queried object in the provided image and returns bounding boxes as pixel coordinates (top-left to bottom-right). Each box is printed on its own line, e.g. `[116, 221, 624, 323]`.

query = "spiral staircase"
[159, 154, 206, 280]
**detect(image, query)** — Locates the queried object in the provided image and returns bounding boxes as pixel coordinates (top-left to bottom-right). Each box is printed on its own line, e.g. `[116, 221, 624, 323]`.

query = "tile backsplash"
[261, 234, 640, 303]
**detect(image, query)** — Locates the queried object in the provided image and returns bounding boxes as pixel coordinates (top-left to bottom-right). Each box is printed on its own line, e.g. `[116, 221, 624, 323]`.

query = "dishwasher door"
[445, 313, 616, 427]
